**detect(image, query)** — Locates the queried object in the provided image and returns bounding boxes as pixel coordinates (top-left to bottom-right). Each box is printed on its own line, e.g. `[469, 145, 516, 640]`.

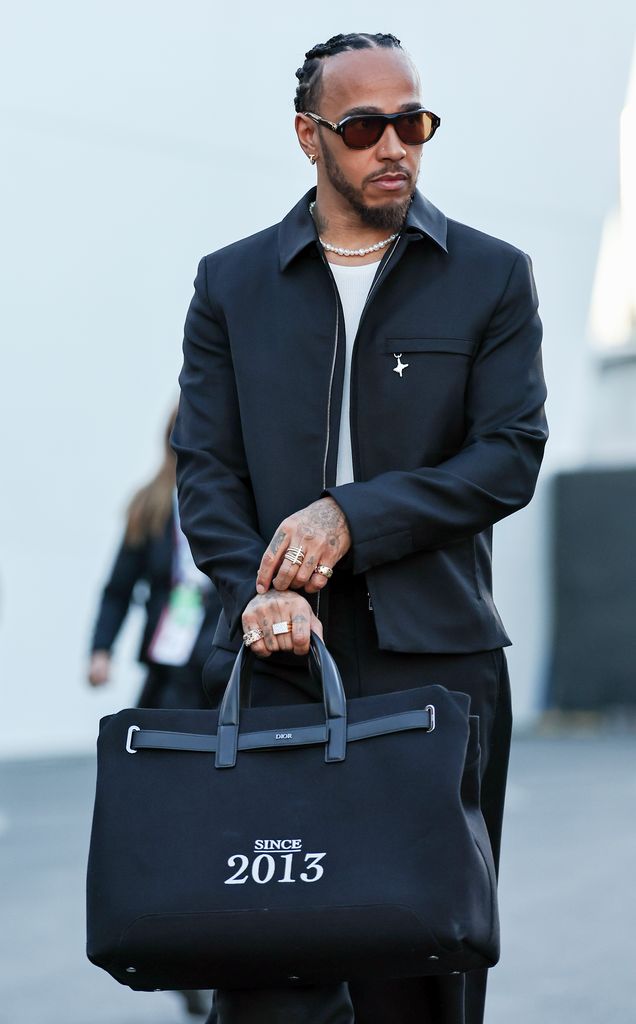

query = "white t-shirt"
[330, 260, 381, 485]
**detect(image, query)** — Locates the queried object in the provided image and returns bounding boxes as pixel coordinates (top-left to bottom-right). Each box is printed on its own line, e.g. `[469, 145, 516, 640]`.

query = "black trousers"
[210, 575, 513, 1024]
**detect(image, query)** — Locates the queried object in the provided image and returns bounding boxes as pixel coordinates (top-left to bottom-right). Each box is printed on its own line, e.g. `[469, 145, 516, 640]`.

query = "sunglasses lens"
[342, 116, 384, 149]
[395, 111, 432, 145]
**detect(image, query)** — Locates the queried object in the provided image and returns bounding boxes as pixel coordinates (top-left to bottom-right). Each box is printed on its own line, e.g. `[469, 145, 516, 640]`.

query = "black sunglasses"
[303, 107, 440, 150]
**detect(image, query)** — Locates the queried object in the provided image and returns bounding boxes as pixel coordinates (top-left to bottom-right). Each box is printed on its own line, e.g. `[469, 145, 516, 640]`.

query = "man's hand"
[242, 591, 323, 658]
[256, 497, 351, 595]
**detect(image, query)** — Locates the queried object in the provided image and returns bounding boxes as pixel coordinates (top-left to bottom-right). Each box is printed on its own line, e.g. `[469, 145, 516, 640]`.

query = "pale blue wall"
[1, 0, 635, 755]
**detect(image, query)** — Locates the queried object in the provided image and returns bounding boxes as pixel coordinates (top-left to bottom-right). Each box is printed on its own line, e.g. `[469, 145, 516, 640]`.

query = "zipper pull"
[367, 592, 373, 612]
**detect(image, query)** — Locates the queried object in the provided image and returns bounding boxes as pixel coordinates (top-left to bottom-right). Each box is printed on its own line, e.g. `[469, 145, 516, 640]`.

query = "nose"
[376, 123, 407, 161]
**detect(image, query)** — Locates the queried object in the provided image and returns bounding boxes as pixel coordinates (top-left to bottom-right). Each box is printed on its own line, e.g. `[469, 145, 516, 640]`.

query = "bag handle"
[215, 632, 347, 768]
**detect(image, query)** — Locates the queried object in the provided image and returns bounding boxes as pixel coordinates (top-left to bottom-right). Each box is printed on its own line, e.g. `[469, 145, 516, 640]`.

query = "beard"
[321, 143, 417, 232]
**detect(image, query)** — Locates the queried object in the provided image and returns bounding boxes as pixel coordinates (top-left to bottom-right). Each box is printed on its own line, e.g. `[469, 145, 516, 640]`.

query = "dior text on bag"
[86, 633, 499, 991]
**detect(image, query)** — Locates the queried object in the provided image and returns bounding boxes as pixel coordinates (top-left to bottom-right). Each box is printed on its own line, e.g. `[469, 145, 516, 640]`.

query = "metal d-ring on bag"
[86, 633, 499, 992]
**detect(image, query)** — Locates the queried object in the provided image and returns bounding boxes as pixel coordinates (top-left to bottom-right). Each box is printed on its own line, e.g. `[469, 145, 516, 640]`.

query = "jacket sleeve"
[324, 251, 549, 573]
[171, 257, 264, 640]
[90, 532, 147, 653]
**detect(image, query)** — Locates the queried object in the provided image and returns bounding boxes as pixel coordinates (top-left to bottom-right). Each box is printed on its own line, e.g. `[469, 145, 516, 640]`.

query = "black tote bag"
[86, 634, 499, 991]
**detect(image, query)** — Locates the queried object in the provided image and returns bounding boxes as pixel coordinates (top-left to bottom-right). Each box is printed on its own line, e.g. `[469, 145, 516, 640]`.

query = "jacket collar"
[278, 186, 448, 271]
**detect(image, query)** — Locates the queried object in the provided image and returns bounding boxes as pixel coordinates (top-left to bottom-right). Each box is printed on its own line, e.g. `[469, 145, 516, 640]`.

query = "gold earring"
[309, 154, 317, 165]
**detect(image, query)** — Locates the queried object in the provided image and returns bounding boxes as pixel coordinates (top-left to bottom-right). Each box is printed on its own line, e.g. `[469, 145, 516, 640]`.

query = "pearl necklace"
[309, 201, 399, 257]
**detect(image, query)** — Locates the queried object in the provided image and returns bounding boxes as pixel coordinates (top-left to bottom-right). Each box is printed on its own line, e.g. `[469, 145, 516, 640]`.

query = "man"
[172, 31, 548, 1024]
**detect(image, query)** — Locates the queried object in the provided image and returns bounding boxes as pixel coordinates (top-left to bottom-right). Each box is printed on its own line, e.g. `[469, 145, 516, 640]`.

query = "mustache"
[364, 166, 412, 184]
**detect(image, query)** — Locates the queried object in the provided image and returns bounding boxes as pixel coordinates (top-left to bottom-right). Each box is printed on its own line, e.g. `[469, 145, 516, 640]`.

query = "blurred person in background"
[88, 405, 221, 710]
[87, 404, 219, 1019]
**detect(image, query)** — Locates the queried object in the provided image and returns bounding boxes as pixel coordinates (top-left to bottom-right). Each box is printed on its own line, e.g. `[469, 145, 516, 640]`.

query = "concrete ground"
[0, 730, 634, 1024]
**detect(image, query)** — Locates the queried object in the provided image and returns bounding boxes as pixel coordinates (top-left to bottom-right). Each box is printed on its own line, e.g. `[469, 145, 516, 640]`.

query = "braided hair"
[294, 33, 402, 113]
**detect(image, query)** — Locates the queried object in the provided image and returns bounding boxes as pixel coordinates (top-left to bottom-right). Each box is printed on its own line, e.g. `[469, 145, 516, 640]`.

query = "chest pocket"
[383, 337, 476, 356]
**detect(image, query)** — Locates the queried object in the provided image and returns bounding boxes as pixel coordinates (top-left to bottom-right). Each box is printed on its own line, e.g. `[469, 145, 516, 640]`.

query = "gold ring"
[313, 564, 334, 579]
[284, 545, 305, 566]
[272, 620, 292, 636]
[242, 627, 264, 647]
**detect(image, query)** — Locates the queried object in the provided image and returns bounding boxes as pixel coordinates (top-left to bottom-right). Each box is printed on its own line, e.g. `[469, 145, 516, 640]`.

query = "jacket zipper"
[317, 251, 342, 621]
[349, 236, 402, 619]
[315, 235, 402, 621]
[321, 235, 401, 489]
[321, 300, 340, 494]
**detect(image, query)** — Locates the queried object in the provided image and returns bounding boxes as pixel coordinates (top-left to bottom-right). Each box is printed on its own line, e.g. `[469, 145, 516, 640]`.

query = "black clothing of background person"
[90, 502, 222, 709]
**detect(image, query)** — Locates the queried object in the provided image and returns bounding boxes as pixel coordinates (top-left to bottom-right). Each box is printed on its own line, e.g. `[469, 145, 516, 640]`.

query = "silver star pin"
[392, 353, 409, 378]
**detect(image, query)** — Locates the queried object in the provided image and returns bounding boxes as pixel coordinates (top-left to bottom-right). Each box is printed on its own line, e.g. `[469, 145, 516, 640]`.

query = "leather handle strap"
[129, 708, 435, 756]
[215, 632, 347, 768]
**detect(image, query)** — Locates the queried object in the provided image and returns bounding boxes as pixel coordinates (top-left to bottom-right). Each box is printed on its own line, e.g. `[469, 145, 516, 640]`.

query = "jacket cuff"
[323, 485, 413, 574]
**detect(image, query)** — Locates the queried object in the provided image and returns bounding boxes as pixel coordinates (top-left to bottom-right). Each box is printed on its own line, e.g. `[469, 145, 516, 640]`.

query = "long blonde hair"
[124, 405, 177, 546]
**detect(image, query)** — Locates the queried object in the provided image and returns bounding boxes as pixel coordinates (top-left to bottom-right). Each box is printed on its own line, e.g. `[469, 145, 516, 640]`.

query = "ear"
[295, 113, 319, 163]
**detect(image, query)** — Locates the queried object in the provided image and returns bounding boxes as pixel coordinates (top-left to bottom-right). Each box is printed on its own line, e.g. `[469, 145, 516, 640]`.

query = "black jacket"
[90, 512, 222, 669]
[171, 188, 548, 655]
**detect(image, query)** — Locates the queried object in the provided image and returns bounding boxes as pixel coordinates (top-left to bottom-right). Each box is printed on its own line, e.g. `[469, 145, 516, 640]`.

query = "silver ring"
[284, 545, 305, 566]
[272, 620, 292, 636]
[243, 627, 264, 647]
[313, 564, 334, 579]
